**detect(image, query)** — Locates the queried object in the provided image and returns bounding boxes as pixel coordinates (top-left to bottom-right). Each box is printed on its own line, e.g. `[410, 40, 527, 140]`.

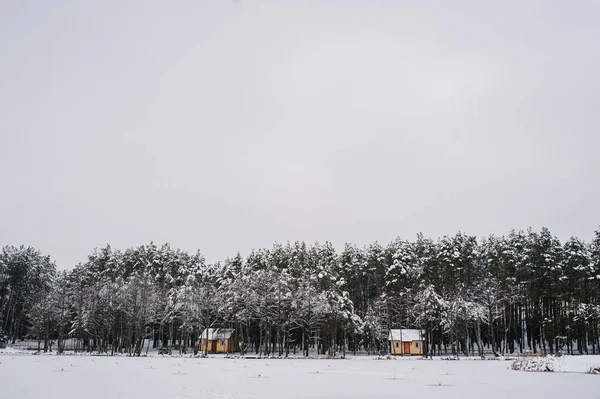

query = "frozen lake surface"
[1, 353, 598, 399]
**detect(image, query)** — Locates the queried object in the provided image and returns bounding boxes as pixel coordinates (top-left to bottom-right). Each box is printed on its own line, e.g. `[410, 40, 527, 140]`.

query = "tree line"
[1, 227, 599, 357]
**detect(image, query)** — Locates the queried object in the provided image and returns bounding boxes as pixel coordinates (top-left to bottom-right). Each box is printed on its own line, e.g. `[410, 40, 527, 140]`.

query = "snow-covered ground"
[554, 355, 600, 373]
[0, 353, 598, 399]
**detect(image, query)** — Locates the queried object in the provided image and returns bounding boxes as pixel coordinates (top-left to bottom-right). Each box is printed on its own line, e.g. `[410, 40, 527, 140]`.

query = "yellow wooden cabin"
[199, 328, 235, 353]
[388, 329, 424, 355]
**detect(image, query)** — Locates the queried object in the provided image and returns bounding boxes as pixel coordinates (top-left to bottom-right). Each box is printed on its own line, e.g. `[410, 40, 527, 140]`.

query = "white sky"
[1, 1, 599, 269]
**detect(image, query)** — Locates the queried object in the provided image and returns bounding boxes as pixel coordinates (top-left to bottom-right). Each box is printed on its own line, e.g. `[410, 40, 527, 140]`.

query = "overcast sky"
[1, 1, 599, 269]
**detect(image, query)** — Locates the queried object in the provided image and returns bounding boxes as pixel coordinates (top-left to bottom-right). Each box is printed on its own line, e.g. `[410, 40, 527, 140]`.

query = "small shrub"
[588, 365, 600, 375]
[511, 356, 555, 372]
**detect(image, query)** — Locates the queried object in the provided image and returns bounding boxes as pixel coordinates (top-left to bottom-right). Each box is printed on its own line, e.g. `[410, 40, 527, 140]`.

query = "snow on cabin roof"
[213, 329, 234, 339]
[388, 329, 423, 341]
[200, 328, 234, 340]
[200, 328, 217, 339]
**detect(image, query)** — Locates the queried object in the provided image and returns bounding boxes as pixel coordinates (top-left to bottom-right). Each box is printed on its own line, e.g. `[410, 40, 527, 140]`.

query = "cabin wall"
[200, 338, 217, 353]
[216, 338, 233, 353]
[389, 340, 423, 355]
[410, 340, 423, 355]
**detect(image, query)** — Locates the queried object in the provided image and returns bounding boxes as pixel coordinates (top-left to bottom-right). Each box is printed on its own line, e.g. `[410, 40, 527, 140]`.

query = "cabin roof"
[388, 329, 423, 341]
[200, 328, 234, 340]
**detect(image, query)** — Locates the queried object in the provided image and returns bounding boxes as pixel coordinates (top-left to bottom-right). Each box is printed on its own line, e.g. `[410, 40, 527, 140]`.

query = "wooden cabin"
[388, 329, 424, 355]
[199, 328, 235, 353]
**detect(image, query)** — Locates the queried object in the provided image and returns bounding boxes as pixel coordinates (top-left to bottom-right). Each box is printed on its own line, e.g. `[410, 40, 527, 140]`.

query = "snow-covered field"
[1, 353, 598, 399]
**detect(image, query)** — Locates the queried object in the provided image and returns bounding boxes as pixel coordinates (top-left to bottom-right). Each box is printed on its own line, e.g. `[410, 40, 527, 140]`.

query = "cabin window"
[415, 342, 419, 348]
[221, 340, 225, 346]
[395, 342, 399, 348]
